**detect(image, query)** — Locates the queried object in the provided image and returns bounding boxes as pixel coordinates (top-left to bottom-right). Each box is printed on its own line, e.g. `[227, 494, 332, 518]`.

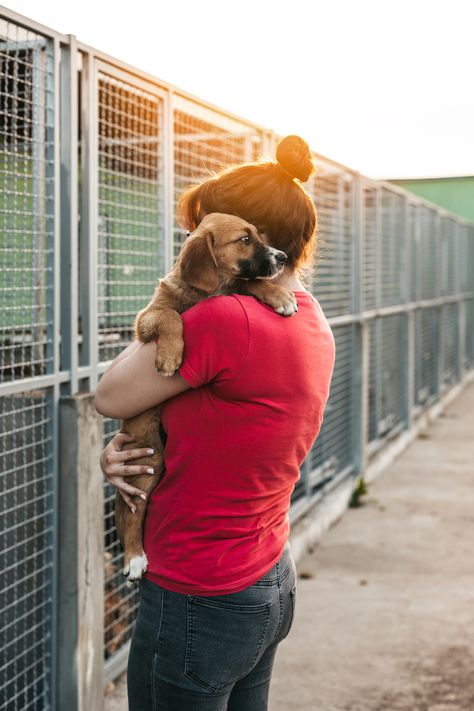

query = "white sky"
[4, 0, 474, 179]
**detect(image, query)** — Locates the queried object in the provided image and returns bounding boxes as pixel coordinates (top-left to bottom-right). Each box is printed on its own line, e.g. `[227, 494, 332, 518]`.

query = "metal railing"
[0, 6, 473, 708]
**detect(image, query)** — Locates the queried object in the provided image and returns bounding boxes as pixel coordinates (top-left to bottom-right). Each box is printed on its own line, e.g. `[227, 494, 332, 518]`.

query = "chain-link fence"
[1, 7, 474, 709]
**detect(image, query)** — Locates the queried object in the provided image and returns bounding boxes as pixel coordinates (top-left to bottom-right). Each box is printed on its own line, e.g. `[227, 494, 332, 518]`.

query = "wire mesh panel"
[439, 216, 458, 297]
[368, 315, 405, 445]
[0, 16, 56, 711]
[419, 206, 439, 300]
[380, 188, 405, 307]
[173, 93, 262, 256]
[303, 324, 355, 492]
[0, 391, 54, 711]
[96, 72, 164, 364]
[409, 203, 421, 302]
[440, 303, 459, 388]
[466, 298, 474, 369]
[414, 307, 438, 409]
[307, 164, 354, 318]
[459, 223, 474, 294]
[0, 25, 55, 381]
[362, 183, 378, 311]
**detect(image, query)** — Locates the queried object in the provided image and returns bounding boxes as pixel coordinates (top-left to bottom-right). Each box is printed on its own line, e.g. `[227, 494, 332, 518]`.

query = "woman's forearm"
[95, 341, 191, 420]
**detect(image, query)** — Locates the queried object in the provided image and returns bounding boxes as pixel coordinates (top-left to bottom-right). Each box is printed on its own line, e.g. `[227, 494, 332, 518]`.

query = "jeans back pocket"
[277, 583, 297, 643]
[185, 596, 272, 693]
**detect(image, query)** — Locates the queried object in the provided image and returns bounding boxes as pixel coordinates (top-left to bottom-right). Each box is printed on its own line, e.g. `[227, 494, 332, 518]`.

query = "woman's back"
[142, 291, 336, 595]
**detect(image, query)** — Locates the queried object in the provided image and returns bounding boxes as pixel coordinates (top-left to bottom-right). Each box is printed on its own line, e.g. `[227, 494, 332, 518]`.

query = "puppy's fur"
[115, 213, 298, 583]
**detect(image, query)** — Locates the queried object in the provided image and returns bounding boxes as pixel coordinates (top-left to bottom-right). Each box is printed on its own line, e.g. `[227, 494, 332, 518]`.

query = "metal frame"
[1, 6, 474, 706]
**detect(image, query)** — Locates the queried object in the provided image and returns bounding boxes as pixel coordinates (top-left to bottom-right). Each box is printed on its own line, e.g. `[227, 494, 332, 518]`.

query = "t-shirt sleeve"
[177, 295, 250, 388]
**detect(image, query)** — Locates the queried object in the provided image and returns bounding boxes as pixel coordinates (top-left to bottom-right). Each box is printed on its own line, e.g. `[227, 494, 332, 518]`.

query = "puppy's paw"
[271, 288, 298, 317]
[123, 553, 148, 582]
[275, 296, 298, 316]
[155, 341, 183, 377]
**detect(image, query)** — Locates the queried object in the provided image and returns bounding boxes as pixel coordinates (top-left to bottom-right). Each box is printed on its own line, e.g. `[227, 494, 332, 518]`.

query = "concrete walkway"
[270, 380, 474, 711]
[105, 381, 474, 711]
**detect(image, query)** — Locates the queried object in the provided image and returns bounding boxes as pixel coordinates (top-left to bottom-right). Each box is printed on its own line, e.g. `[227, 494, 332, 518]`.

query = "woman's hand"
[100, 432, 156, 513]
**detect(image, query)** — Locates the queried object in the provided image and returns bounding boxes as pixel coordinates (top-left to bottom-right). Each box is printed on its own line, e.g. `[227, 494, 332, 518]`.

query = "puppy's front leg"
[236, 280, 298, 316]
[135, 306, 184, 376]
[134, 278, 188, 376]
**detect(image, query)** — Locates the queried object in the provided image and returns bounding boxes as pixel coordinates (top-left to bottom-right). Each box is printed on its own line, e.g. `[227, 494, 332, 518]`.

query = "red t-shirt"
[142, 290, 336, 595]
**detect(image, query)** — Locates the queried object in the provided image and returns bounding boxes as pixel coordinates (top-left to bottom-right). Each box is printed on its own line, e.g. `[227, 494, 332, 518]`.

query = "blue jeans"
[127, 541, 297, 710]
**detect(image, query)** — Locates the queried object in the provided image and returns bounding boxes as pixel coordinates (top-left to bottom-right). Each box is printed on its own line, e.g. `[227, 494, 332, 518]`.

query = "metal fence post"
[79, 51, 99, 389]
[350, 174, 368, 476]
[456, 222, 466, 380]
[60, 35, 79, 393]
[402, 195, 414, 429]
[58, 393, 104, 711]
[373, 185, 382, 437]
[49, 35, 62, 711]
[163, 89, 175, 274]
[435, 213, 445, 396]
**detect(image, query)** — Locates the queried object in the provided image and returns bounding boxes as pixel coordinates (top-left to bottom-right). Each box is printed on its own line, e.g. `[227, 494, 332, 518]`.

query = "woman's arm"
[102, 339, 142, 372]
[95, 341, 191, 419]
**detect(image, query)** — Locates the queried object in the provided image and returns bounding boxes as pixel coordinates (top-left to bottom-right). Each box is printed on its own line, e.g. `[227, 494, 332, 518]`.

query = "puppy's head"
[179, 213, 287, 293]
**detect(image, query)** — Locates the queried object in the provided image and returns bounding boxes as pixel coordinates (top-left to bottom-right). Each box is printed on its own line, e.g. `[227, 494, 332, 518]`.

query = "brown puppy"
[115, 213, 298, 584]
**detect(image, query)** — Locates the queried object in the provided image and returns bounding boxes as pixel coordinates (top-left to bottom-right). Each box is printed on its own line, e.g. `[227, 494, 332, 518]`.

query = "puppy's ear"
[179, 229, 221, 293]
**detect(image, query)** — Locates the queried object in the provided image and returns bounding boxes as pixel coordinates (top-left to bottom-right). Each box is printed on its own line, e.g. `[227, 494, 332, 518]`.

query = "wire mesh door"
[0, 21, 57, 711]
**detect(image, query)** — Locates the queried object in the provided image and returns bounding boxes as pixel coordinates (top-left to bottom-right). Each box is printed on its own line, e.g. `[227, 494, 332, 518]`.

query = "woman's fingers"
[109, 476, 149, 504]
[112, 432, 136, 449]
[119, 490, 136, 512]
[104, 462, 155, 478]
[108, 447, 155, 464]
[100, 433, 156, 486]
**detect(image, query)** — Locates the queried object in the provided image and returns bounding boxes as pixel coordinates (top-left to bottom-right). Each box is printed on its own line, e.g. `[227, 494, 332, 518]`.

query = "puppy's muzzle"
[236, 244, 288, 280]
[264, 247, 287, 277]
[270, 248, 287, 265]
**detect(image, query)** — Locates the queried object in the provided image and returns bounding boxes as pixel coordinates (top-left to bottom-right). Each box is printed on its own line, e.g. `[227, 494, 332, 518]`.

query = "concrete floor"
[105, 380, 474, 711]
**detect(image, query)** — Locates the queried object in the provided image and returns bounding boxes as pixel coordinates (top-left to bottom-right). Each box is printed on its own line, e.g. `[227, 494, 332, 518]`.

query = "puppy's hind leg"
[114, 472, 159, 585]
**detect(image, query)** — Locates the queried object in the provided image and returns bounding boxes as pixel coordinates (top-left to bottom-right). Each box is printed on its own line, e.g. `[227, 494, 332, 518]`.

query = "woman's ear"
[179, 229, 221, 293]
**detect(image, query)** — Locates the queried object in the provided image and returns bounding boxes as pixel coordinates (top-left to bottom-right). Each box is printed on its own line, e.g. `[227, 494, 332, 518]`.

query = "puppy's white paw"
[123, 553, 148, 582]
[275, 297, 298, 317]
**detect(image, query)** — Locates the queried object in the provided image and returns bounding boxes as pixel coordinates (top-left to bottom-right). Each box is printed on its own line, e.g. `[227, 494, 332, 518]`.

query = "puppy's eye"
[240, 235, 251, 243]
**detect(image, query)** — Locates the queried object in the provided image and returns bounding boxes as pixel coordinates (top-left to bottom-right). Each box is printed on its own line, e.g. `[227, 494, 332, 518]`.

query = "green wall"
[390, 176, 474, 223]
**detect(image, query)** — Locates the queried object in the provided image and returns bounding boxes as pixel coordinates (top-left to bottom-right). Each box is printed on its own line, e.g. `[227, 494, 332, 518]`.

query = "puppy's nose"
[274, 250, 287, 263]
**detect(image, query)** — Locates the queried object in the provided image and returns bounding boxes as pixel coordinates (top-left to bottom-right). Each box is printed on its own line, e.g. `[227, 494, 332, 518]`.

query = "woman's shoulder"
[181, 294, 247, 328]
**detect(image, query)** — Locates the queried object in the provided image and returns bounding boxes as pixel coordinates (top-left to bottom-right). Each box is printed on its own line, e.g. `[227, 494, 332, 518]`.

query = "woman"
[96, 134, 336, 710]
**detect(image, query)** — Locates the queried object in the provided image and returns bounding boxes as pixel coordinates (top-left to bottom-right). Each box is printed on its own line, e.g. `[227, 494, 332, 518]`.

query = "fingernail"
[147, 468, 154, 474]
[147, 449, 154, 455]
[131, 506, 136, 514]
[140, 494, 147, 501]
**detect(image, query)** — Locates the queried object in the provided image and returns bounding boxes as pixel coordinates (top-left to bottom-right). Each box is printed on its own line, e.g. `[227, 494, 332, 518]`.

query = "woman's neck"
[270, 268, 306, 292]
